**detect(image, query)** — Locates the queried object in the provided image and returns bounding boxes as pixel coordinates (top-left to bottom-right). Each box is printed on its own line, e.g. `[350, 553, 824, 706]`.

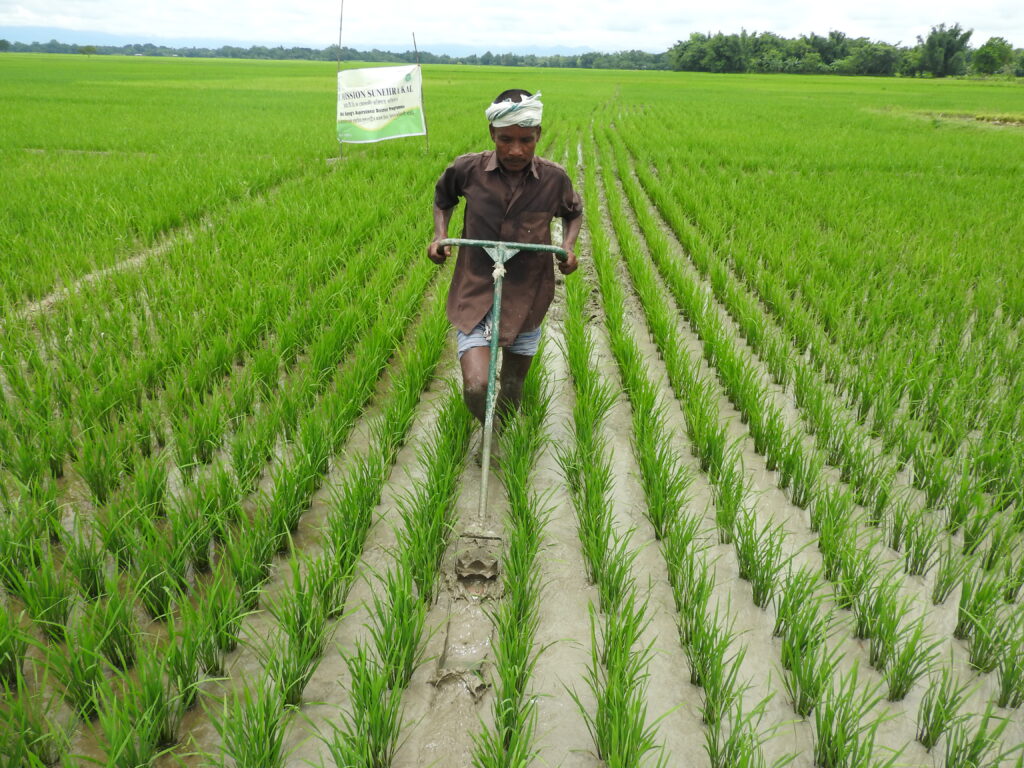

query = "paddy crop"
[2, 55, 1024, 767]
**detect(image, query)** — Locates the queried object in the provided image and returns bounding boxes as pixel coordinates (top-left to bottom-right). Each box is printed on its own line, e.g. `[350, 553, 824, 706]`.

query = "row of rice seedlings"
[556, 166, 667, 766]
[166, 250, 448, 765]
[472, 355, 551, 767]
[43, 237, 445, 762]
[181, 265, 447, 728]
[3, 179, 395, 493]
[318, 284, 453, 620]
[612, 124, 1010, 559]
[323, 385, 472, 764]
[596, 131, 982, 756]
[594, 135, 837, 764]
[603, 128, 1017, 717]
[2, 174, 417, 518]
[595, 129, 838, 764]
[621, 117, 1011, 509]
[595, 127, 822, 521]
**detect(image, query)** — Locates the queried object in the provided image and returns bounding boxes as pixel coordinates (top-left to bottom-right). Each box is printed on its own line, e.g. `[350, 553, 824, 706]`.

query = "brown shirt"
[434, 151, 582, 345]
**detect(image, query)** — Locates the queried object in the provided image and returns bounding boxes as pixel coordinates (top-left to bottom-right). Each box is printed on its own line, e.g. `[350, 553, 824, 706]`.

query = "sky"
[0, 0, 1020, 53]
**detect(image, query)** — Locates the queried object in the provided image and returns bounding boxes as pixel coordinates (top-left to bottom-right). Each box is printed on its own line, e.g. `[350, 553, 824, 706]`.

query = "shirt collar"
[485, 150, 540, 179]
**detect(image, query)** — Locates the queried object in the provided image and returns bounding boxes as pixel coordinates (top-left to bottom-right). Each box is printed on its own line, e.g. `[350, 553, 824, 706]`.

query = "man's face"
[489, 124, 541, 173]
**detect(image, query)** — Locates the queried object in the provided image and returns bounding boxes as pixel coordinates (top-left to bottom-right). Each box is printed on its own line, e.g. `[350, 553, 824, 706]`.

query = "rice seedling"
[996, 614, 1024, 708]
[570, 597, 666, 768]
[883, 616, 939, 701]
[61, 522, 108, 601]
[45, 624, 106, 720]
[168, 495, 214, 574]
[932, 538, 968, 605]
[0, 607, 28, 687]
[0, 515, 44, 596]
[685, 599, 735, 690]
[963, 505, 996, 557]
[76, 428, 125, 505]
[779, 596, 832, 674]
[231, 418, 274, 493]
[211, 678, 292, 768]
[0, 667, 71, 767]
[117, 642, 184, 753]
[6, 544, 74, 643]
[916, 662, 972, 751]
[903, 509, 940, 577]
[322, 643, 404, 768]
[162, 614, 203, 715]
[366, 562, 427, 690]
[265, 460, 313, 552]
[259, 556, 334, 707]
[132, 453, 168, 517]
[943, 703, 1017, 768]
[699, 633, 748, 728]
[632, 414, 693, 541]
[884, 491, 914, 553]
[662, 512, 705, 613]
[862, 576, 912, 671]
[224, 517, 277, 610]
[712, 449, 747, 544]
[967, 606, 1004, 673]
[95, 498, 141, 572]
[133, 521, 187, 622]
[954, 568, 1003, 641]
[675, 553, 718, 648]
[813, 663, 897, 768]
[733, 509, 789, 609]
[981, 517, 1016, 572]
[195, 464, 243, 544]
[81, 575, 139, 671]
[834, 538, 881, 615]
[1003, 550, 1024, 603]
[773, 564, 821, 638]
[780, 430, 820, 510]
[783, 633, 843, 717]
[705, 693, 794, 768]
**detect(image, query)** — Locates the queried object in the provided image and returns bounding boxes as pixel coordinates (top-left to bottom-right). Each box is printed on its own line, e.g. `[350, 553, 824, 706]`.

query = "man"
[427, 89, 583, 428]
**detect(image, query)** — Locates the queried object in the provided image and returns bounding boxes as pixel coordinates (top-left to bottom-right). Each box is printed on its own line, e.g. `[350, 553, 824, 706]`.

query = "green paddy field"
[1, 53, 1023, 767]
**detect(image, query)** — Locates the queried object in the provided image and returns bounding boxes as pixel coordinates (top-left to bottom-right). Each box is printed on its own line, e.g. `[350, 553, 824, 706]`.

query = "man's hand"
[557, 249, 578, 275]
[428, 240, 449, 265]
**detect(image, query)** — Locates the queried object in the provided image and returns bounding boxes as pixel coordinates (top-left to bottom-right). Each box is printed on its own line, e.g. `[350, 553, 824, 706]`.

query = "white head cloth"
[485, 92, 543, 127]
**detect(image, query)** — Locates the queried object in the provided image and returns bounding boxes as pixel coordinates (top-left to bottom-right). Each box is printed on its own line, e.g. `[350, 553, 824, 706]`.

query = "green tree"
[0, 39, 10, 52]
[80, 45, 97, 56]
[972, 36, 1013, 74]
[918, 23, 972, 77]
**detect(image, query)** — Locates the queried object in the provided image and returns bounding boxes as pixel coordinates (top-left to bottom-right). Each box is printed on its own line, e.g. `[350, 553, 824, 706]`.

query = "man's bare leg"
[460, 346, 490, 425]
[461, 347, 534, 427]
[497, 350, 534, 423]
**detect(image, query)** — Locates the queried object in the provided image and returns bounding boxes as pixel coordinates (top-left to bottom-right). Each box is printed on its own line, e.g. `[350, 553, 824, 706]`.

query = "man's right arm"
[428, 204, 455, 264]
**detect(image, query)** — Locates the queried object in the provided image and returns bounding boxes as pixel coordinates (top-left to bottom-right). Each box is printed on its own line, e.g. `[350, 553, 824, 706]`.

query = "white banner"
[337, 64, 426, 144]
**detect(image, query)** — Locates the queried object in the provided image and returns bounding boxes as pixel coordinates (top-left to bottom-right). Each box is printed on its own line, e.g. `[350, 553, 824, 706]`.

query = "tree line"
[669, 25, 1022, 77]
[1, 24, 1020, 77]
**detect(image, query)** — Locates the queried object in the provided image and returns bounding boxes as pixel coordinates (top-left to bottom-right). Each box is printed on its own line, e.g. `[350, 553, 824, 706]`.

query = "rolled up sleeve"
[558, 177, 583, 221]
[434, 161, 463, 210]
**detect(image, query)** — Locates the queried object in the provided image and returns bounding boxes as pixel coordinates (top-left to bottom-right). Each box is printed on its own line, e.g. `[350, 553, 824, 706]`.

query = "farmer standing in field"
[427, 89, 583, 430]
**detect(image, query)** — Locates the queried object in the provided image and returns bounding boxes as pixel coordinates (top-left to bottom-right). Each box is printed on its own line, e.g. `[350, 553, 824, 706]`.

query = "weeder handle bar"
[439, 238, 568, 263]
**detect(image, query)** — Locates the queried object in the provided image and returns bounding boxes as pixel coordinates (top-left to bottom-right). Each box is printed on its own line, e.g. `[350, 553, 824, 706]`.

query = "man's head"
[486, 89, 542, 174]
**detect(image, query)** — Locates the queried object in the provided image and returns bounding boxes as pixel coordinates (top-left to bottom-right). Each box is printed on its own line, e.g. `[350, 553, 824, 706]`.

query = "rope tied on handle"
[492, 262, 506, 281]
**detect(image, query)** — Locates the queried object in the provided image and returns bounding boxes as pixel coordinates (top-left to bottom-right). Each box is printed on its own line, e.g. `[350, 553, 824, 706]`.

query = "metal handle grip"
[438, 238, 568, 263]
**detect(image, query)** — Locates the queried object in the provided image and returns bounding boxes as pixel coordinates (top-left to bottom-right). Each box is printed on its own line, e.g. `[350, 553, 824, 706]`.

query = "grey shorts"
[457, 308, 542, 359]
